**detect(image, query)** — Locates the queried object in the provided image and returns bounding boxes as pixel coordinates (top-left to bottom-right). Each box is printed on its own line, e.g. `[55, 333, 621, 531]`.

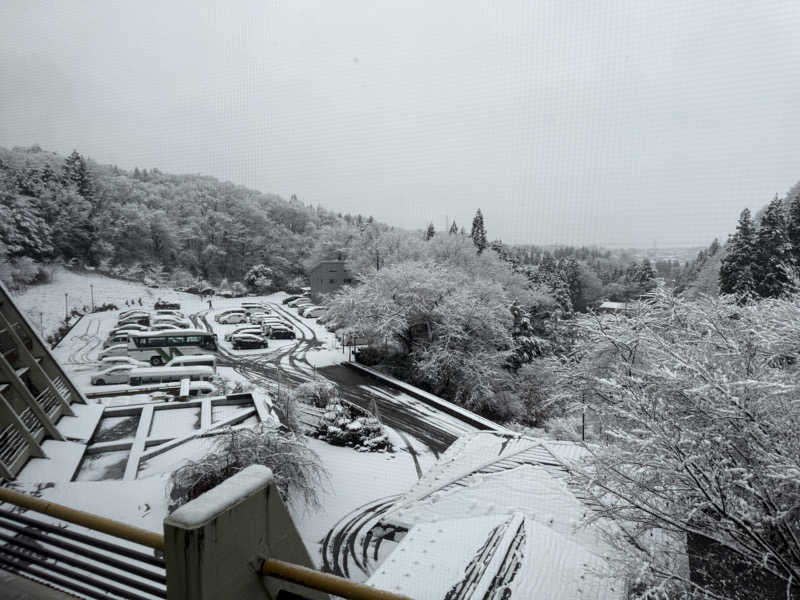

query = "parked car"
[214, 309, 246, 323]
[249, 312, 275, 324]
[103, 332, 130, 349]
[231, 333, 268, 349]
[218, 313, 247, 324]
[166, 354, 217, 372]
[298, 305, 322, 317]
[241, 301, 267, 312]
[224, 326, 263, 341]
[183, 286, 201, 294]
[109, 324, 150, 335]
[200, 287, 216, 296]
[99, 356, 149, 368]
[288, 298, 312, 309]
[91, 364, 137, 386]
[269, 325, 296, 339]
[304, 306, 327, 319]
[282, 295, 301, 305]
[154, 309, 184, 318]
[151, 317, 192, 329]
[154, 301, 181, 310]
[118, 313, 150, 326]
[219, 290, 234, 298]
[98, 344, 129, 360]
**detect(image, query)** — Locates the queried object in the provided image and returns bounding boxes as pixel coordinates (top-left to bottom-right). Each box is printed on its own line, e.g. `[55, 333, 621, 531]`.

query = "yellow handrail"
[0, 486, 164, 551]
[262, 558, 412, 600]
[0, 487, 413, 600]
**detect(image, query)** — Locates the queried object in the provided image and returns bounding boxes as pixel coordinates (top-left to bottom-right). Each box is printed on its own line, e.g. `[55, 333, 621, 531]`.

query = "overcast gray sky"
[2, 1, 799, 247]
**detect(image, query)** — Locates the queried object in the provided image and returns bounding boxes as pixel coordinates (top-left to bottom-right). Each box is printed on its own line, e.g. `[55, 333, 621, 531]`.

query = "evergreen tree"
[63, 150, 92, 198]
[424, 223, 435, 240]
[753, 197, 793, 298]
[448, 220, 458, 235]
[639, 258, 656, 283]
[719, 208, 757, 297]
[470, 209, 487, 253]
[786, 193, 800, 267]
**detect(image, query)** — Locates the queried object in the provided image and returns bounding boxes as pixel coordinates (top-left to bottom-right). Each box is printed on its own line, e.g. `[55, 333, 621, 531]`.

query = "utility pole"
[64, 293, 69, 321]
[90, 284, 94, 311]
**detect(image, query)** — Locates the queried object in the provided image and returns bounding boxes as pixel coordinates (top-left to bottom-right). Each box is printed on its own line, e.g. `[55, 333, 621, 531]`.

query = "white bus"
[128, 366, 214, 386]
[127, 329, 217, 366]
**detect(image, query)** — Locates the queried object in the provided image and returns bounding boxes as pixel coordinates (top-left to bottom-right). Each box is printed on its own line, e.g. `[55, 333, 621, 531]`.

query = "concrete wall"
[164, 465, 329, 600]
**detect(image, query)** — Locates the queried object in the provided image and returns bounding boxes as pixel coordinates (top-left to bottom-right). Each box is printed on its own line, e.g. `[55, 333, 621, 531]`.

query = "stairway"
[0, 281, 86, 480]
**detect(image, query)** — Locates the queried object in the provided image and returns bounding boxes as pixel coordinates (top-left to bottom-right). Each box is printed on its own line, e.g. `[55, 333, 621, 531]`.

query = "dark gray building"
[308, 260, 354, 303]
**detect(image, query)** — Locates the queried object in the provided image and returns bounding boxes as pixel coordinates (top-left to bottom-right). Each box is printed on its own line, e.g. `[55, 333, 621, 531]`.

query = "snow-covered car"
[98, 344, 129, 360]
[241, 302, 268, 313]
[218, 313, 247, 324]
[287, 298, 311, 308]
[304, 306, 327, 319]
[214, 309, 246, 323]
[103, 333, 130, 349]
[151, 318, 192, 329]
[282, 295, 301, 305]
[99, 356, 149, 368]
[249, 312, 276, 324]
[231, 333, 268, 349]
[117, 314, 150, 326]
[269, 325, 296, 339]
[110, 323, 150, 334]
[165, 354, 217, 371]
[298, 305, 322, 317]
[218, 290, 234, 298]
[91, 364, 136, 385]
[154, 301, 181, 310]
[154, 309, 184, 318]
[224, 326, 263, 341]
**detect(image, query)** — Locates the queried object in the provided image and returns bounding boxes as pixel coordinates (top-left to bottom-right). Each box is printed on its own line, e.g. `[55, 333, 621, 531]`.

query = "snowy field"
[9, 269, 438, 574]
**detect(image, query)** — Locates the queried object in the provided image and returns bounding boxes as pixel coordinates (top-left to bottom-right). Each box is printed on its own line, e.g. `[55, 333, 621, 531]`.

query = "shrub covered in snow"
[168, 425, 326, 512]
[292, 380, 338, 408]
[313, 398, 392, 452]
[0, 257, 51, 291]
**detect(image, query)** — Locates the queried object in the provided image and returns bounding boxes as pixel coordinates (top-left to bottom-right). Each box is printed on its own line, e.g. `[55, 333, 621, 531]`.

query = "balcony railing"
[0, 473, 412, 600]
[0, 423, 27, 468]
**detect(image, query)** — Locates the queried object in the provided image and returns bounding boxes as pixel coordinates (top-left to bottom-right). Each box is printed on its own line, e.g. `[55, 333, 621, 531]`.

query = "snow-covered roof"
[368, 511, 623, 600]
[598, 301, 628, 310]
[372, 432, 624, 600]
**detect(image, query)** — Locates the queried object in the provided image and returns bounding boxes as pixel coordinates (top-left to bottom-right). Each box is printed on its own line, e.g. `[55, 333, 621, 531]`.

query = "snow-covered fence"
[345, 361, 510, 433]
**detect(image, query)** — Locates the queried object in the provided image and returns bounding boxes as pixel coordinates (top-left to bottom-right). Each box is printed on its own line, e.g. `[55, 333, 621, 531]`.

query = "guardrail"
[0, 472, 412, 600]
[346, 361, 509, 433]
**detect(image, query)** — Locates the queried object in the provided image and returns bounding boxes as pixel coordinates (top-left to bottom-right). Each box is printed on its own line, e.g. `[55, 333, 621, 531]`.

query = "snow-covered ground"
[9, 269, 440, 576]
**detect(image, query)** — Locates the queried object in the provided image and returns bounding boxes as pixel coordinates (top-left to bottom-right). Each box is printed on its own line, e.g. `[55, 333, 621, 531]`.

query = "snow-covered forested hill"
[0, 144, 350, 287]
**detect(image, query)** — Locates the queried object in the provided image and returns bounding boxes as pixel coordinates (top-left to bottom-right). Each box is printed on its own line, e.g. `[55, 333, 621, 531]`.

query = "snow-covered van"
[165, 354, 217, 372]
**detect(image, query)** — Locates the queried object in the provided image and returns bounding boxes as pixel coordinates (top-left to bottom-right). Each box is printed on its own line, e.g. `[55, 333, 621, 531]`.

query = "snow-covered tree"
[753, 196, 793, 298]
[424, 222, 435, 240]
[470, 208, 487, 254]
[719, 208, 757, 298]
[555, 289, 800, 598]
[244, 263, 274, 293]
